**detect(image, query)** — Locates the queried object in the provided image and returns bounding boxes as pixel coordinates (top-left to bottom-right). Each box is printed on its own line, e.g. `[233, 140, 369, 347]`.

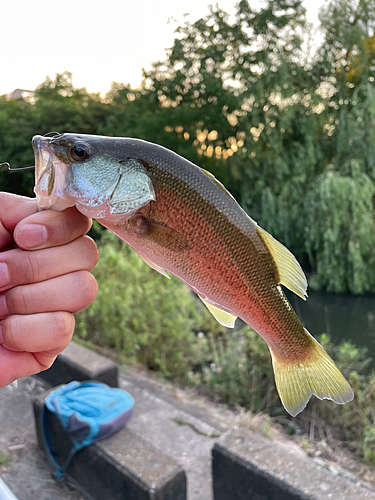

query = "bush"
[294, 336, 375, 463]
[75, 229, 211, 379]
[76, 233, 375, 464]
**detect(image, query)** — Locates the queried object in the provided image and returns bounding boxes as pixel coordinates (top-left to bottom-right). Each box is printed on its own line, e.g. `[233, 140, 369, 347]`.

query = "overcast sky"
[1, 0, 325, 97]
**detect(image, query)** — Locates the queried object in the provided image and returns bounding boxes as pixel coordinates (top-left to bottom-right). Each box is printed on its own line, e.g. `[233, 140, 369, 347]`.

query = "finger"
[0, 193, 37, 231]
[0, 236, 99, 292]
[0, 193, 37, 250]
[14, 207, 92, 250]
[0, 312, 75, 386]
[0, 347, 59, 387]
[0, 311, 75, 354]
[0, 271, 98, 318]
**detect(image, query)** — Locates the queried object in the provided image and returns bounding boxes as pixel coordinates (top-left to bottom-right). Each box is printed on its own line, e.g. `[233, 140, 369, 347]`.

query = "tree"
[2, 1, 375, 293]
[0, 96, 36, 196]
[123, 0, 327, 264]
[0, 73, 109, 197]
[304, 0, 375, 292]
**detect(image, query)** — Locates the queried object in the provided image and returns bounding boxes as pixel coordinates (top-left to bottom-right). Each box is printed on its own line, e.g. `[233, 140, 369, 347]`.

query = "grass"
[75, 230, 375, 467]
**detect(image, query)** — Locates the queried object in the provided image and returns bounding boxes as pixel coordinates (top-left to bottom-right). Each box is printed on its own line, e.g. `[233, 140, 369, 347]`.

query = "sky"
[1, 0, 325, 97]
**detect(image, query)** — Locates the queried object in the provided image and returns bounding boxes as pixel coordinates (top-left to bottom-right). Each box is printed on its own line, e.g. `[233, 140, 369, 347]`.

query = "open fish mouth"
[33, 134, 77, 212]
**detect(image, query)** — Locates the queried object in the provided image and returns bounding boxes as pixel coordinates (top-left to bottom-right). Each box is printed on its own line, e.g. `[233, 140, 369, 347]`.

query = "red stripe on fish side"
[147, 176, 311, 364]
[105, 163, 313, 366]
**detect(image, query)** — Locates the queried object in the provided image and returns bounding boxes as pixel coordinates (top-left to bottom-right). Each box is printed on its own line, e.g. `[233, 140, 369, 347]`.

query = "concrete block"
[212, 427, 375, 500]
[38, 341, 119, 387]
[33, 389, 187, 500]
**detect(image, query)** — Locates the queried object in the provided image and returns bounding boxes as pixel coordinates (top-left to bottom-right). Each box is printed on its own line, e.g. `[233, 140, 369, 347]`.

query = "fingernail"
[0, 323, 3, 344]
[17, 224, 48, 249]
[0, 295, 8, 319]
[0, 263, 9, 288]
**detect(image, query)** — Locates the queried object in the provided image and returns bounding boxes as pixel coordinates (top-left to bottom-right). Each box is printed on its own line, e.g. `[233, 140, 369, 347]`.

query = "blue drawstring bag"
[40, 381, 134, 480]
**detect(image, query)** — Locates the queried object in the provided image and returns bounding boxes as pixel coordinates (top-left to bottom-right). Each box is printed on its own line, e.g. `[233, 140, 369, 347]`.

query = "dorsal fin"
[199, 296, 237, 328]
[200, 167, 235, 199]
[257, 226, 308, 300]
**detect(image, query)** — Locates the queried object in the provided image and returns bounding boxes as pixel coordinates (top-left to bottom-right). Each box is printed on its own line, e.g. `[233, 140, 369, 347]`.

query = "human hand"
[0, 192, 99, 386]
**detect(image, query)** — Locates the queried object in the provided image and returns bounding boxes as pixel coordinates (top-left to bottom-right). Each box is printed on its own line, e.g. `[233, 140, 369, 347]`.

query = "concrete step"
[37, 341, 118, 388]
[33, 388, 186, 500]
[3, 341, 375, 500]
[212, 427, 375, 500]
[37, 341, 229, 499]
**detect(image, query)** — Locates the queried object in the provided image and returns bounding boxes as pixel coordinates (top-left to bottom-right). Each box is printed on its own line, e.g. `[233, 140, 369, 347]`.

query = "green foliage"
[363, 425, 375, 462]
[294, 335, 375, 463]
[75, 229, 212, 379]
[2, 0, 375, 294]
[305, 167, 375, 293]
[0, 97, 37, 196]
[204, 327, 280, 413]
[75, 231, 375, 462]
[0, 72, 108, 197]
[0, 451, 10, 467]
[33, 72, 109, 135]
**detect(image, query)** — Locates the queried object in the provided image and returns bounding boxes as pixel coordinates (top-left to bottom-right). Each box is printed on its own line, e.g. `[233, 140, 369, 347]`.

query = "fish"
[32, 132, 354, 416]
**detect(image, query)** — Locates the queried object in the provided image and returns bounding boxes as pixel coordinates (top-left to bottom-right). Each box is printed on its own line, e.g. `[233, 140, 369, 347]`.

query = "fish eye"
[69, 142, 91, 162]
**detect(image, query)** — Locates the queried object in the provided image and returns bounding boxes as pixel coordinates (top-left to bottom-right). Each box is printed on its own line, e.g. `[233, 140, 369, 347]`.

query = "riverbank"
[66, 340, 375, 491]
[1, 356, 375, 500]
[73, 233, 375, 474]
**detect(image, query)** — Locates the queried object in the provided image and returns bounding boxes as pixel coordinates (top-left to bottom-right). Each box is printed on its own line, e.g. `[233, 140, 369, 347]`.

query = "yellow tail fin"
[271, 329, 354, 417]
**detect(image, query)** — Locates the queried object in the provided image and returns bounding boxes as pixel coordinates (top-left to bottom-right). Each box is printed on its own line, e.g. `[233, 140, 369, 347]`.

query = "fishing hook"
[0, 162, 35, 172]
[43, 131, 61, 138]
[0, 131, 60, 172]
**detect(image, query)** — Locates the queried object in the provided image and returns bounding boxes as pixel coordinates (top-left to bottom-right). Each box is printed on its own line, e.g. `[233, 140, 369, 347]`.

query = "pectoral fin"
[137, 251, 170, 279]
[130, 216, 189, 252]
[199, 296, 237, 328]
[257, 226, 308, 300]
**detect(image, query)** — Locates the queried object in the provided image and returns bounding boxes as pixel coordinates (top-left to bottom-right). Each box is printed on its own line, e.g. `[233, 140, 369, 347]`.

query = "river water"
[285, 289, 375, 361]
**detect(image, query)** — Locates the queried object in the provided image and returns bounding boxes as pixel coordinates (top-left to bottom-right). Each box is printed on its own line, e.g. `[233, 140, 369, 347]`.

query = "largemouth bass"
[32, 133, 353, 416]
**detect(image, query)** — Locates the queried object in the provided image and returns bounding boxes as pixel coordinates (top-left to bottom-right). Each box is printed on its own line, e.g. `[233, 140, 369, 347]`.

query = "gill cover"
[68, 154, 156, 221]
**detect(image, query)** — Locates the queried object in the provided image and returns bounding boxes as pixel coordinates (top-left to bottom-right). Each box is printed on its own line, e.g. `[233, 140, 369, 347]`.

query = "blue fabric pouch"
[40, 381, 134, 480]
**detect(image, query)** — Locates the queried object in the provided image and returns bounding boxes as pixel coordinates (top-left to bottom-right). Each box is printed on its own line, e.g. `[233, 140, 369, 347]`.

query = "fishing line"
[0, 131, 60, 172]
[0, 162, 35, 172]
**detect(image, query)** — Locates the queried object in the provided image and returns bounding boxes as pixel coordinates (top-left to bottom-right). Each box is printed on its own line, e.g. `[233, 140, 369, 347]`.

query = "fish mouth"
[32, 135, 76, 211]
[33, 135, 53, 192]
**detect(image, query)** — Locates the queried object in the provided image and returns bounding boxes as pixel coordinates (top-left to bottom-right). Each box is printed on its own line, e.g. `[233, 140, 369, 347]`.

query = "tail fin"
[271, 329, 354, 417]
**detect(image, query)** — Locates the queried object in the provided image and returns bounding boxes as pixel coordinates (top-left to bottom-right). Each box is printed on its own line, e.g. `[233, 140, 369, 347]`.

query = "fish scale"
[32, 133, 354, 417]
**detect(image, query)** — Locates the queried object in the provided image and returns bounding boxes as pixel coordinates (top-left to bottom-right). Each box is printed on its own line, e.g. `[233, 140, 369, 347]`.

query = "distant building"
[0, 89, 35, 102]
